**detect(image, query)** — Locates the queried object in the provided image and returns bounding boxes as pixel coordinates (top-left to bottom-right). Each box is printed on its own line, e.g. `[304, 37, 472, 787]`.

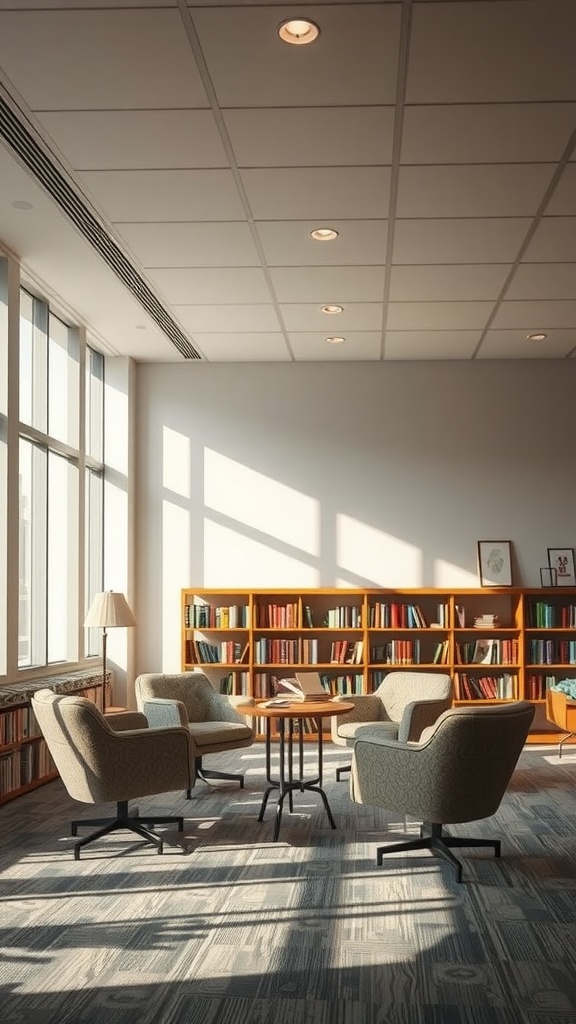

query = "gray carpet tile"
[0, 743, 575, 1024]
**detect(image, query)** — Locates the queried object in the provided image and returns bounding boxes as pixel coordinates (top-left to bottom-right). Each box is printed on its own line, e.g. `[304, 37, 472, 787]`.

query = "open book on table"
[275, 672, 332, 702]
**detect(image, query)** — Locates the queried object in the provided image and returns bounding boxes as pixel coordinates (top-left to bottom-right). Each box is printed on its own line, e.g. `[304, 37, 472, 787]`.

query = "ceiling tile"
[545, 164, 576, 215]
[0, 8, 208, 108]
[523, 218, 576, 262]
[191, 332, 290, 362]
[174, 303, 282, 333]
[77, 169, 245, 222]
[491, 300, 576, 330]
[401, 104, 576, 165]
[36, 110, 228, 170]
[478, 329, 576, 359]
[397, 165, 555, 218]
[387, 302, 493, 331]
[192, 4, 401, 106]
[241, 167, 391, 220]
[256, 221, 388, 267]
[149, 267, 271, 304]
[389, 265, 511, 302]
[288, 331, 382, 362]
[280, 303, 382, 332]
[223, 107, 394, 167]
[270, 266, 385, 304]
[505, 264, 576, 301]
[407, 1, 576, 103]
[384, 330, 481, 360]
[116, 222, 261, 268]
[392, 219, 531, 265]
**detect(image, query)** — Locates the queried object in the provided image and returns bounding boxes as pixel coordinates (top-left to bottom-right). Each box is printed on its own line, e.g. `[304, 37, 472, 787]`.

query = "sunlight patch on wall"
[435, 558, 479, 587]
[337, 514, 422, 586]
[104, 377, 128, 475]
[204, 520, 318, 587]
[163, 426, 190, 499]
[204, 448, 319, 556]
[162, 498, 190, 670]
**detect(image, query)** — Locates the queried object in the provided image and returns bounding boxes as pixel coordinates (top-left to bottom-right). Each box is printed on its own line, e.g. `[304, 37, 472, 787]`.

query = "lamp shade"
[84, 591, 137, 629]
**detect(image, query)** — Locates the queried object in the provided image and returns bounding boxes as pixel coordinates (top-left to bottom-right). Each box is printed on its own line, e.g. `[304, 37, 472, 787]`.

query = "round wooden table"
[236, 699, 355, 841]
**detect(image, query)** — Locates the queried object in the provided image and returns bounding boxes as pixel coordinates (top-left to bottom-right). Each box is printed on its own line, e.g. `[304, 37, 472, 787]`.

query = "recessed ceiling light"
[278, 19, 320, 45]
[526, 332, 547, 341]
[321, 304, 343, 314]
[310, 228, 338, 242]
[326, 336, 345, 344]
[11, 200, 33, 210]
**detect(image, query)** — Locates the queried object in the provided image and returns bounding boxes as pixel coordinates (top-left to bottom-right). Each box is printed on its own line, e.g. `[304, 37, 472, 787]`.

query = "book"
[275, 673, 332, 702]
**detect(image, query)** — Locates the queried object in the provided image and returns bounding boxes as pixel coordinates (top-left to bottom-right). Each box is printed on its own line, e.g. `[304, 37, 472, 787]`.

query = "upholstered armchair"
[546, 685, 576, 757]
[31, 688, 194, 859]
[331, 670, 453, 780]
[135, 671, 255, 797]
[351, 700, 535, 882]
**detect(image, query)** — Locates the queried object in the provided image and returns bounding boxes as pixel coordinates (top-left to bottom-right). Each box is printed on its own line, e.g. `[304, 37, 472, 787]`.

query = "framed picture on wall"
[477, 541, 513, 587]
[540, 567, 557, 587]
[547, 548, 576, 587]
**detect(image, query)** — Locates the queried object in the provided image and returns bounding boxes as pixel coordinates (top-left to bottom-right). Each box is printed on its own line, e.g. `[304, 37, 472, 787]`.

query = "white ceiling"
[0, 0, 575, 363]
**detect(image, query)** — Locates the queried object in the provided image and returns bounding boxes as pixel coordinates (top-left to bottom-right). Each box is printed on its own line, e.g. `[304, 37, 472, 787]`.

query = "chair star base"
[71, 800, 184, 860]
[376, 822, 501, 883]
[186, 758, 245, 798]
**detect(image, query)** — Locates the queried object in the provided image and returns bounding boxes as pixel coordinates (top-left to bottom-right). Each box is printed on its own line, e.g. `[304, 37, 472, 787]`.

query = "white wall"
[135, 359, 576, 675]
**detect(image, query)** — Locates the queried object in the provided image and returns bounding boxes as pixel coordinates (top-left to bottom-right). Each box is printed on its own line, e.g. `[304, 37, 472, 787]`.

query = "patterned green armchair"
[331, 670, 453, 780]
[31, 688, 194, 859]
[135, 671, 255, 797]
[351, 700, 535, 882]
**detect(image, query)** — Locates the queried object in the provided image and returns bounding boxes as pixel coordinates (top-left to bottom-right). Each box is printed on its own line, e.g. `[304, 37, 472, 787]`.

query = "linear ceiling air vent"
[0, 97, 201, 359]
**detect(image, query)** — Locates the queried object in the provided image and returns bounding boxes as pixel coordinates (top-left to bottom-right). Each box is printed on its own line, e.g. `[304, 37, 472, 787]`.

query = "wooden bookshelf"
[0, 671, 104, 806]
[182, 587, 576, 743]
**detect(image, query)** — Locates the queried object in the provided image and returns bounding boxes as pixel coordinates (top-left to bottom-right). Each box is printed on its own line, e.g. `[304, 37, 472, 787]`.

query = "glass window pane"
[19, 439, 47, 667]
[48, 313, 79, 446]
[19, 289, 47, 433]
[48, 451, 78, 663]
[85, 468, 103, 657]
[86, 347, 104, 461]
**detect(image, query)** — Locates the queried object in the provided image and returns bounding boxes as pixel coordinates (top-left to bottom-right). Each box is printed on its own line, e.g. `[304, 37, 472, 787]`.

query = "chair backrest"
[135, 672, 241, 724]
[375, 671, 453, 724]
[408, 701, 535, 824]
[31, 688, 116, 804]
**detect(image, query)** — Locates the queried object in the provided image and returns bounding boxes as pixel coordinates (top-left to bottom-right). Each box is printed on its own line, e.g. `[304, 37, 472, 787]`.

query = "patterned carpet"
[0, 741, 575, 1024]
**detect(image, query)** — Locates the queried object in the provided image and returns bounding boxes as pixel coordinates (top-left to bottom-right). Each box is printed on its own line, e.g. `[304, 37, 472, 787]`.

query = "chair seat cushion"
[188, 721, 253, 748]
[339, 720, 400, 745]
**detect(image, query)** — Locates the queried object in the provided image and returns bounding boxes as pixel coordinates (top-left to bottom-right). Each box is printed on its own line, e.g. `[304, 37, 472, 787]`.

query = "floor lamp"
[84, 591, 137, 714]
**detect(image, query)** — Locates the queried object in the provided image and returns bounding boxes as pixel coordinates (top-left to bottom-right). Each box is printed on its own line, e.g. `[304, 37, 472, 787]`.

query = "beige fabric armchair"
[351, 700, 535, 882]
[31, 688, 194, 859]
[135, 672, 255, 797]
[331, 670, 453, 780]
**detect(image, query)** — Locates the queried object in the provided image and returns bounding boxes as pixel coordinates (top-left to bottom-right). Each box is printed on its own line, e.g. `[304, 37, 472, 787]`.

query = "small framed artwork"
[547, 548, 576, 587]
[477, 541, 513, 587]
[540, 567, 557, 587]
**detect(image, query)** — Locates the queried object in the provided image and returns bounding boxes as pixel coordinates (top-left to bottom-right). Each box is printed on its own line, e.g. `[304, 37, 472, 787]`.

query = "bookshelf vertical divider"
[182, 586, 576, 743]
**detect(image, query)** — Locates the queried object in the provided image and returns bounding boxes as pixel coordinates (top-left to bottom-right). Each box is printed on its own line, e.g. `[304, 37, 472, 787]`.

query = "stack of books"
[275, 673, 332, 702]
[473, 614, 499, 629]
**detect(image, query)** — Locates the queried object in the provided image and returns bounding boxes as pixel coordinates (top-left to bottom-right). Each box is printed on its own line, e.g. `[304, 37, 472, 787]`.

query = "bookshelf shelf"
[182, 587, 576, 743]
[0, 672, 104, 807]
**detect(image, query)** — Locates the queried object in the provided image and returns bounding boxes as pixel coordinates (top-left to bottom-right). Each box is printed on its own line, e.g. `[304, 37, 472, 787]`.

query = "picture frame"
[477, 541, 513, 587]
[547, 548, 576, 587]
[540, 567, 557, 587]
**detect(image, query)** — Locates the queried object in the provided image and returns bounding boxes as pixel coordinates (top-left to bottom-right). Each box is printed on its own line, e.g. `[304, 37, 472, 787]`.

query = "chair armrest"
[398, 697, 453, 743]
[140, 697, 188, 729]
[330, 694, 383, 741]
[106, 711, 148, 732]
[101, 725, 194, 801]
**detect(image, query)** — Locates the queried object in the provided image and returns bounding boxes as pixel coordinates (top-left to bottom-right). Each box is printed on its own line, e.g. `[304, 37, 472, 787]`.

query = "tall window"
[18, 288, 102, 670]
